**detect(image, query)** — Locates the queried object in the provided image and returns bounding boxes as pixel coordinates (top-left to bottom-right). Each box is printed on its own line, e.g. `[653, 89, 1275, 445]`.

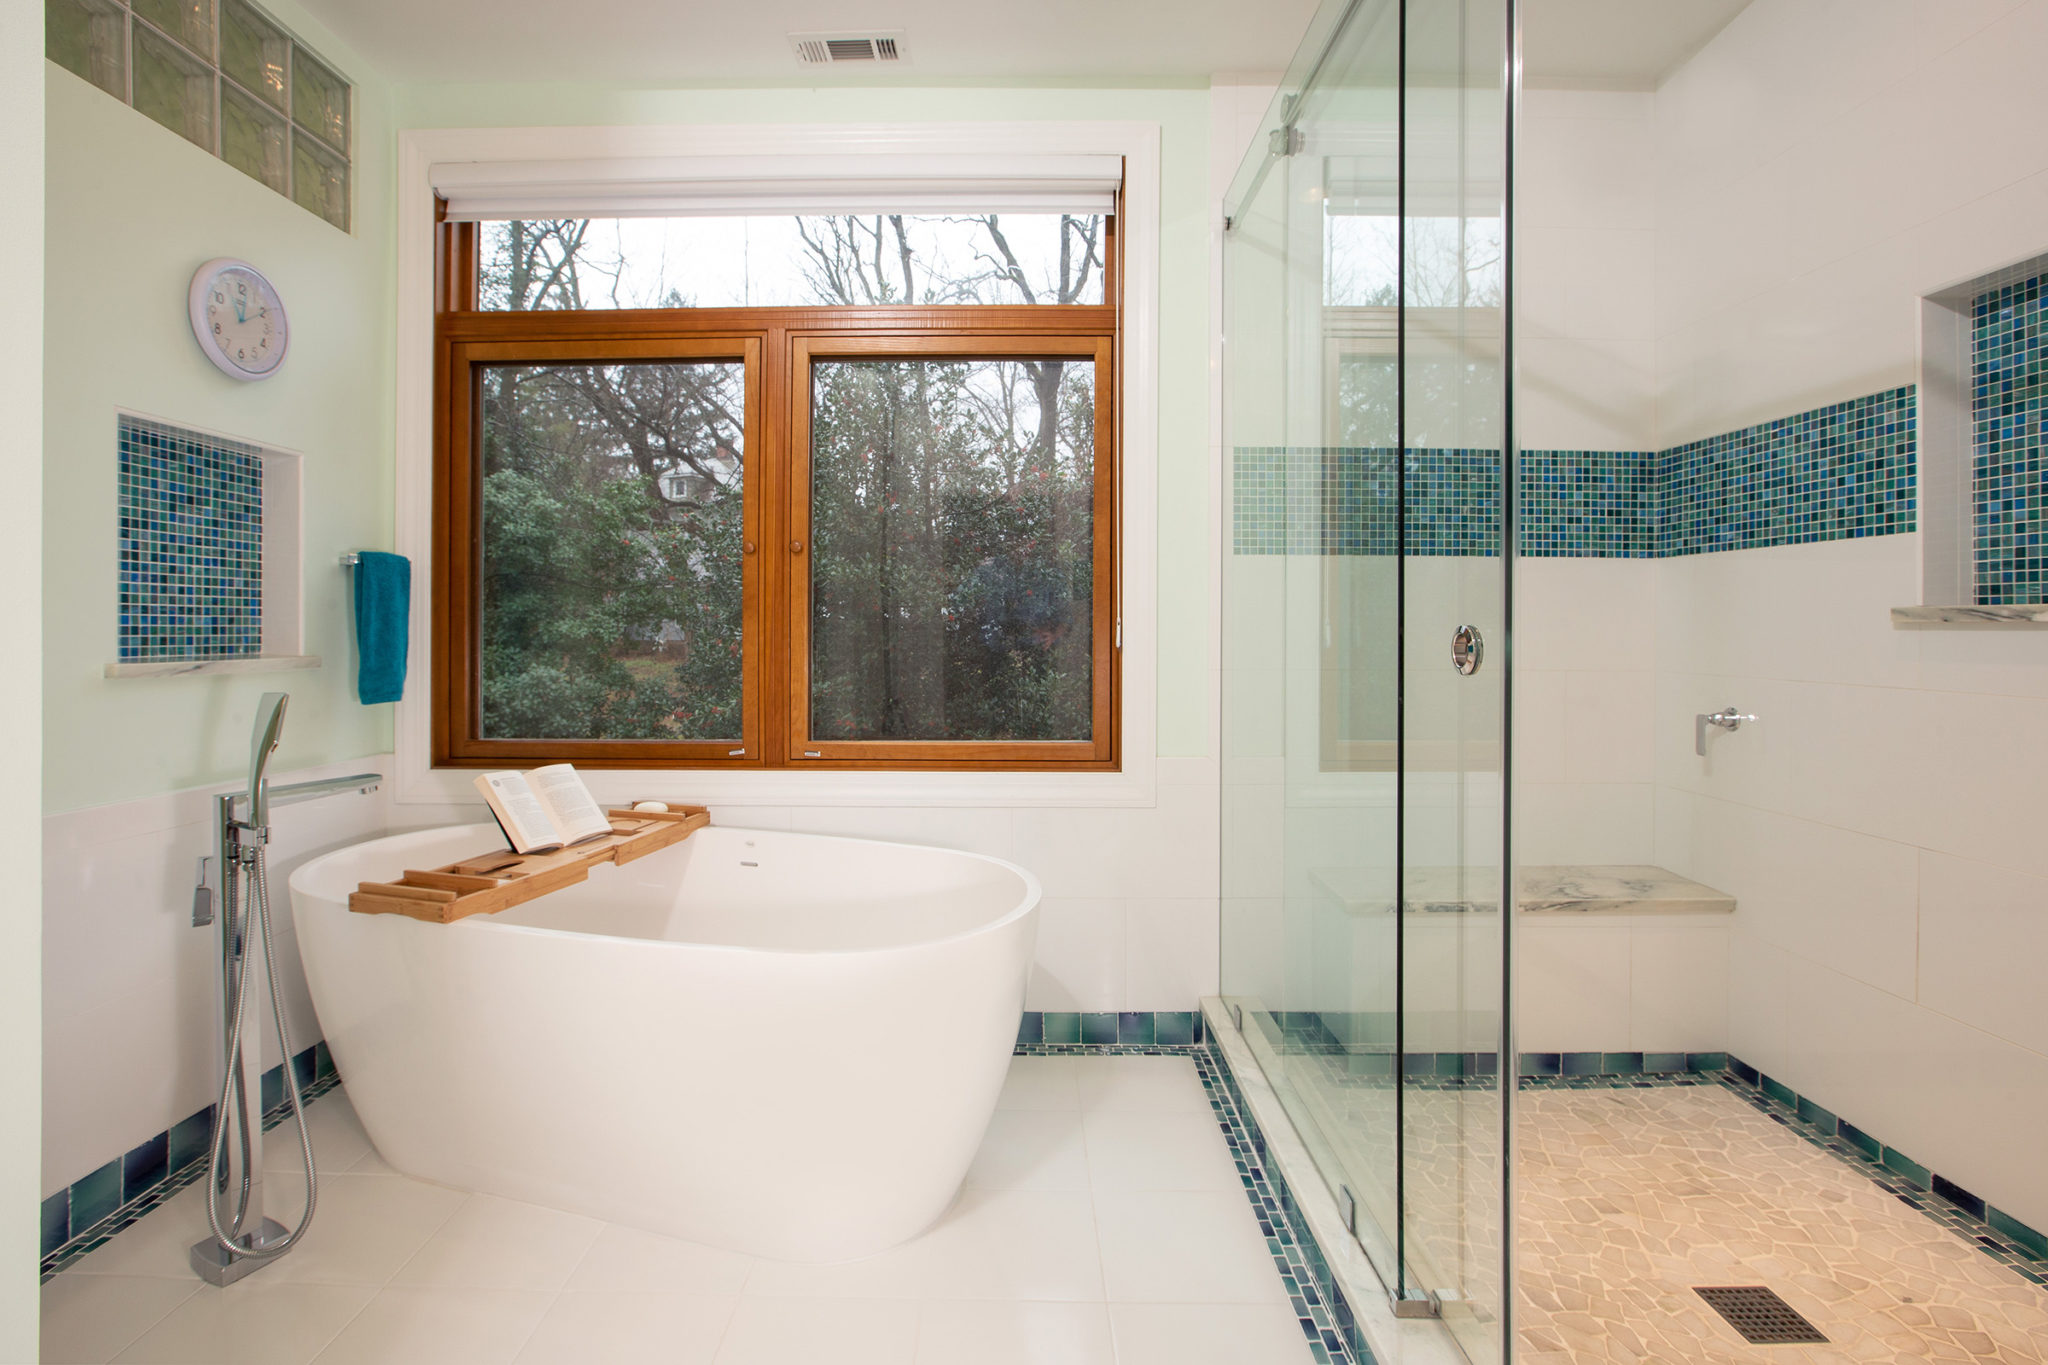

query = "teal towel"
[353, 552, 410, 704]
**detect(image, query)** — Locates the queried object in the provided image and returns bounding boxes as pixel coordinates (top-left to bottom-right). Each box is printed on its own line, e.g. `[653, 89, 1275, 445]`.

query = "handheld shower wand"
[190, 693, 379, 1286]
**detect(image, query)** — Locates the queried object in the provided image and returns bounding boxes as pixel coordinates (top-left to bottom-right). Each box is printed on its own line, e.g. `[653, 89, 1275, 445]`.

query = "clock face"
[188, 259, 289, 380]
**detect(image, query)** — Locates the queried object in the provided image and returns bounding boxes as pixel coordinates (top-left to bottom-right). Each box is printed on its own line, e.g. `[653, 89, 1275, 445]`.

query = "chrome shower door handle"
[1450, 624, 1483, 675]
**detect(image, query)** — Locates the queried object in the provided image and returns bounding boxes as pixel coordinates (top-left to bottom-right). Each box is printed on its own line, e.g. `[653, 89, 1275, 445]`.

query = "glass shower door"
[1395, 0, 1509, 1351]
[1221, 0, 1512, 1357]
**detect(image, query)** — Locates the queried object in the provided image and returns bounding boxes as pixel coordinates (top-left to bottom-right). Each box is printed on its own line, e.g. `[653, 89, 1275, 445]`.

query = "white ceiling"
[297, 0, 1324, 87]
[1521, 0, 1752, 89]
[298, 0, 1751, 92]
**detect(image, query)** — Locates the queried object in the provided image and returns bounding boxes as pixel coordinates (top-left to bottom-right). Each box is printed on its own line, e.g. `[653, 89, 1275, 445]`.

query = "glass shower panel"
[1220, 0, 1410, 1296]
[1398, 0, 1508, 1352]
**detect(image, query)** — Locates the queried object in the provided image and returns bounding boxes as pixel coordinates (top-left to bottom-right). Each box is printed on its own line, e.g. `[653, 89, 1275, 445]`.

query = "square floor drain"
[1694, 1286, 1828, 1344]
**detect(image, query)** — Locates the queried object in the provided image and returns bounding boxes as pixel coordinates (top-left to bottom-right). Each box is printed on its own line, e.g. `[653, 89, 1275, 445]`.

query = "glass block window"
[117, 416, 264, 662]
[46, 0, 351, 231]
[1973, 274, 2046, 605]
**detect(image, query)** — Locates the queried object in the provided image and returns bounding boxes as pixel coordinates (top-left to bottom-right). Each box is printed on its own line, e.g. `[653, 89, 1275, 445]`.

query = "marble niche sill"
[105, 655, 321, 679]
[1310, 864, 1736, 917]
[1891, 604, 2048, 628]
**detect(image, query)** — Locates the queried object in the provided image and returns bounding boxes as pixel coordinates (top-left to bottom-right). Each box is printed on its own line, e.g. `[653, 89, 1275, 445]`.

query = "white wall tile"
[1515, 558, 1658, 675]
[1685, 798, 1920, 1003]
[1724, 929, 1790, 1074]
[1628, 921, 1729, 1054]
[1777, 951, 2048, 1235]
[1514, 783, 1655, 866]
[1124, 900, 1221, 1011]
[1563, 672, 1656, 785]
[1917, 852, 2048, 1059]
[1515, 921, 1631, 1053]
[1027, 899, 1127, 1013]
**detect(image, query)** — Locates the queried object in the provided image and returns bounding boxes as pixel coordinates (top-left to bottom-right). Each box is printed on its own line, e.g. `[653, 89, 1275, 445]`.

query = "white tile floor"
[42, 1055, 1315, 1365]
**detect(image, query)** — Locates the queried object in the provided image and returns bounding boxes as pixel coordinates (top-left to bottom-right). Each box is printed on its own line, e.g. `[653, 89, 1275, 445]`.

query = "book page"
[473, 772, 561, 854]
[529, 764, 613, 845]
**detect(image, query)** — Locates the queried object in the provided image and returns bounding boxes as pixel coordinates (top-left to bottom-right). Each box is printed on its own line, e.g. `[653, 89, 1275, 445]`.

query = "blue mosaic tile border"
[1518, 448, 1659, 557]
[1231, 387, 1918, 560]
[39, 1041, 336, 1281]
[1016, 1039, 1371, 1364]
[1720, 1055, 2048, 1286]
[116, 415, 265, 662]
[1974, 275, 2046, 605]
[1014, 1009, 1204, 1047]
[1658, 386, 1916, 556]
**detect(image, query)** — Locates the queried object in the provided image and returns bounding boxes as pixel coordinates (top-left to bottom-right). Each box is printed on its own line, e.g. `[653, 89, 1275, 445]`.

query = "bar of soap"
[632, 801, 670, 813]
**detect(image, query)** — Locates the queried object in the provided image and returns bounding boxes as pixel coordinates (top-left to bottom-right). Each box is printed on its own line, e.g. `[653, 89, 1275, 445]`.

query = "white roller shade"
[436, 153, 1123, 220]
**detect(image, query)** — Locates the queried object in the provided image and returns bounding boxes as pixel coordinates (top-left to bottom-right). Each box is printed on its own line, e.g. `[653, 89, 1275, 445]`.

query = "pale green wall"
[43, 2, 396, 815]
[4, 0, 44, 1349]
[394, 83, 1216, 759]
[44, 74, 1217, 817]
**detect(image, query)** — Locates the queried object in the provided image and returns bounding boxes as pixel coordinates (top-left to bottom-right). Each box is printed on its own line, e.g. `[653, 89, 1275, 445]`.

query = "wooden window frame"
[432, 219, 1122, 773]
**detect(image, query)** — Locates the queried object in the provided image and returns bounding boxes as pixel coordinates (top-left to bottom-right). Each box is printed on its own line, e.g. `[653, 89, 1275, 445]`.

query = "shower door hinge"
[1391, 1287, 1441, 1318]
[1269, 124, 1305, 158]
[1338, 1185, 1358, 1236]
[1230, 1002, 1244, 1033]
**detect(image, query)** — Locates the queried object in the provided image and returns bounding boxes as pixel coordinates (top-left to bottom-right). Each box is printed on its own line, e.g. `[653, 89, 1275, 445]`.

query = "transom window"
[434, 208, 1120, 771]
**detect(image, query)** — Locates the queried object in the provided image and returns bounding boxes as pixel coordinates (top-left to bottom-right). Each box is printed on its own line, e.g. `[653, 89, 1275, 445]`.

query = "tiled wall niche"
[110, 413, 306, 676]
[1917, 249, 2048, 610]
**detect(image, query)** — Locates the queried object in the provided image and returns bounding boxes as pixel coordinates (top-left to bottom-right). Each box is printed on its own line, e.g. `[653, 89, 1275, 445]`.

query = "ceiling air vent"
[791, 32, 906, 66]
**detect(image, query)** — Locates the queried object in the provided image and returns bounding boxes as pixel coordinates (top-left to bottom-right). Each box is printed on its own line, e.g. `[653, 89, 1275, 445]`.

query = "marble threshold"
[1202, 998, 1470, 1365]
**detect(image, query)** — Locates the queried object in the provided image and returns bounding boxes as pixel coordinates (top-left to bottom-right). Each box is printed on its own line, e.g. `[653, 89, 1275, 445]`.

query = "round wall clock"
[188, 258, 289, 381]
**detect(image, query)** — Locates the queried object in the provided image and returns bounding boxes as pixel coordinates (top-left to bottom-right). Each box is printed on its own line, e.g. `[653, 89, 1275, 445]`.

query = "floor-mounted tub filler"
[289, 823, 1040, 1262]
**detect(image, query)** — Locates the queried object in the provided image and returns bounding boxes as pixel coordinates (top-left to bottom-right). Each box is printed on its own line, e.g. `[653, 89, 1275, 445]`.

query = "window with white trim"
[432, 164, 1124, 773]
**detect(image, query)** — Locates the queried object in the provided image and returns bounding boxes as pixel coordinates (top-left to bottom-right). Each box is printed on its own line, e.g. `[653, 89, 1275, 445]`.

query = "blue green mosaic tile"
[1973, 275, 2046, 604]
[1658, 387, 1916, 556]
[1232, 388, 1917, 560]
[41, 1043, 335, 1282]
[116, 415, 264, 662]
[1519, 448, 1658, 556]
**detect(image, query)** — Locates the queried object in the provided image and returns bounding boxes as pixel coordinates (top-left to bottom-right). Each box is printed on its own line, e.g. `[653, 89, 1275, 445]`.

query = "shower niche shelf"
[1889, 603, 2048, 628]
[348, 804, 710, 923]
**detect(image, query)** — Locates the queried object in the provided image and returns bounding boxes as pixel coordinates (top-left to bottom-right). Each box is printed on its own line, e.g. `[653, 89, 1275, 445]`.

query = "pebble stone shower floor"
[1288, 1048, 2048, 1363]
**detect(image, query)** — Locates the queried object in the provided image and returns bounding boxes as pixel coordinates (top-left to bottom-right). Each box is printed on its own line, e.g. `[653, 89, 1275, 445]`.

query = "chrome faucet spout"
[267, 774, 382, 808]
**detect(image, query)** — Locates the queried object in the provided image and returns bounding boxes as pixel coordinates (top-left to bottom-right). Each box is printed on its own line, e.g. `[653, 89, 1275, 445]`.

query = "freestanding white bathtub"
[289, 822, 1040, 1262]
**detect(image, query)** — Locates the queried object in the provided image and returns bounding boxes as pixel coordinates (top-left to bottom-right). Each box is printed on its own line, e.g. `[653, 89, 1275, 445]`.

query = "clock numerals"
[192, 261, 285, 379]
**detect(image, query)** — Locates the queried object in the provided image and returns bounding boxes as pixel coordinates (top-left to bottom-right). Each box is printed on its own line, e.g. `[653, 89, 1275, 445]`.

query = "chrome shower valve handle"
[1695, 706, 1758, 757]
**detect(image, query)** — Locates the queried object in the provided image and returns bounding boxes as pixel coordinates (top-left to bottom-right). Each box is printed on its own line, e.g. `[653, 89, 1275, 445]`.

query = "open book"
[472, 765, 614, 855]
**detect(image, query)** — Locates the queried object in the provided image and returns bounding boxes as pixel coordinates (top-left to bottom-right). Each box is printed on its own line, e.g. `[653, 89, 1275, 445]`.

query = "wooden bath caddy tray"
[348, 805, 711, 924]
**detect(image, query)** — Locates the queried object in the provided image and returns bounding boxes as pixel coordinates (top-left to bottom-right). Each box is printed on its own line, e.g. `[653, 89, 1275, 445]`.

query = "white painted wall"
[1646, 0, 2048, 1232]
[5, 0, 45, 1353]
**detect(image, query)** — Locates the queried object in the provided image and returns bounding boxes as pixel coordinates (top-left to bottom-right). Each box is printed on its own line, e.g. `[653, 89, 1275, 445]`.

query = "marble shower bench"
[1308, 864, 1736, 917]
[1300, 864, 1735, 1058]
